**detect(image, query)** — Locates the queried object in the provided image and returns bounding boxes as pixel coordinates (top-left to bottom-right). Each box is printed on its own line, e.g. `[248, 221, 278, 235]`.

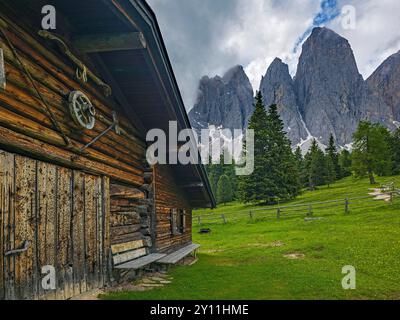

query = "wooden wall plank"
[14, 155, 36, 299]
[0, 125, 144, 187]
[154, 165, 192, 252]
[84, 175, 95, 291]
[0, 151, 15, 299]
[113, 248, 147, 266]
[36, 161, 57, 300]
[1, 149, 111, 300]
[72, 171, 85, 296]
[96, 177, 103, 288]
[0, 156, 4, 300]
[2, 152, 15, 300]
[56, 166, 72, 300]
[102, 177, 111, 287]
[111, 240, 145, 255]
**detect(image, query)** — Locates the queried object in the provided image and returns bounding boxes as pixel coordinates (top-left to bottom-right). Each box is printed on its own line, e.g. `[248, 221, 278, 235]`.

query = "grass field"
[103, 175, 400, 300]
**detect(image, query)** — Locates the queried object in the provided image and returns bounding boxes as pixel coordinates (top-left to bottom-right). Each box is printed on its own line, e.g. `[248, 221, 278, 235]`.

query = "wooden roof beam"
[74, 32, 147, 53]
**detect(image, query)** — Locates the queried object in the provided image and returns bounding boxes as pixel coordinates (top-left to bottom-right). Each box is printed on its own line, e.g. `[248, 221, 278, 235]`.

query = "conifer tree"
[352, 121, 392, 184]
[325, 134, 340, 179]
[304, 139, 327, 190]
[239, 92, 270, 203]
[239, 94, 300, 203]
[338, 149, 352, 177]
[217, 174, 233, 205]
[208, 171, 218, 197]
[389, 128, 400, 175]
[294, 146, 303, 168]
[207, 151, 237, 200]
[325, 155, 336, 187]
[264, 104, 300, 201]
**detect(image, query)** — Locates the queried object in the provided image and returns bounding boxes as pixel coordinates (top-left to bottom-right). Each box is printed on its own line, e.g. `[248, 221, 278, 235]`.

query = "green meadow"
[103, 176, 400, 300]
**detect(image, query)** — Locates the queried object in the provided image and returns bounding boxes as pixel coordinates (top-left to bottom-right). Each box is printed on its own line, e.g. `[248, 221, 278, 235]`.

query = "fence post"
[197, 216, 201, 226]
[221, 214, 227, 224]
[390, 192, 393, 204]
[344, 198, 349, 214]
[308, 204, 313, 217]
[249, 211, 253, 220]
[277, 208, 281, 220]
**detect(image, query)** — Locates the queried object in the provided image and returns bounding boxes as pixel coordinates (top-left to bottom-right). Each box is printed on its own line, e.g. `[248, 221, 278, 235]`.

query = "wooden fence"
[194, 192, 399, 226]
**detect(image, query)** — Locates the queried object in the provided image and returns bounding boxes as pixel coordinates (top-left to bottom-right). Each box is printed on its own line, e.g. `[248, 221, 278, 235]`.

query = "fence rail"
[194, 192, 399, 226]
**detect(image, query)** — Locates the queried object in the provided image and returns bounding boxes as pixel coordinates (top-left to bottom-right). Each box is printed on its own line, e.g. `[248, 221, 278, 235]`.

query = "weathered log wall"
[0, 13, 146, 186]
[0, 5, 199, 299]
[0, 149, 110, 300]
[154, 165, 192, 252]
[110, 182, 153, 248]
[0, 9, 149, 299]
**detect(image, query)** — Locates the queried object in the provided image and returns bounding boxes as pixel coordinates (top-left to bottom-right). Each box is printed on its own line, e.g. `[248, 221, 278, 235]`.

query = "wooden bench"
[112, 239, 166, 270]
[157, 243, 200, 265]
[115, 253, 166, 270]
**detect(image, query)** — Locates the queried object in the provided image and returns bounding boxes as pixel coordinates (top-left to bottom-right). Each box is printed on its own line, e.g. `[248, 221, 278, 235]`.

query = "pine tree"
[239, 92, 270, 203]
[217, 174, 233, 205]
[264, 104, 300, 201]
[294, 146, 303, 180]
[325, 134, 340, 179]
[294, 146, 303, 165]
[338, 149, 352, 177]
[207, 151, 237, 200]
[325, 155, 336, 187]
[304, 139, 327, 190]
[208, 171, 218, 197]
[352, 121, 392, 184]
[390, 128, 400, 175]
[239, 94, 300, 203]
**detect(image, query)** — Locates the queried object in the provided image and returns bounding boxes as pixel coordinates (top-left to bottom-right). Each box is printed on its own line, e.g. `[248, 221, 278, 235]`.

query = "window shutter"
[171, 209, 178, 235]
[181, 210, 186, 233]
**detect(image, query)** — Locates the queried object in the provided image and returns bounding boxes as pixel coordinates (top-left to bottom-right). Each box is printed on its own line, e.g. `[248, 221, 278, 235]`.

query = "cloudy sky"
[147, 0, 400, 110]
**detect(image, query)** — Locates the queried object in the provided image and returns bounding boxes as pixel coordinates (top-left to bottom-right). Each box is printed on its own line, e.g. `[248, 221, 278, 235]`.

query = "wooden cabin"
[0, 0, 215, 300]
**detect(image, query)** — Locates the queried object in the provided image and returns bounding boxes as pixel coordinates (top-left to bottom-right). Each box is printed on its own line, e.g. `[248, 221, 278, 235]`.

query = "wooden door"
[0, 150, 110, 300]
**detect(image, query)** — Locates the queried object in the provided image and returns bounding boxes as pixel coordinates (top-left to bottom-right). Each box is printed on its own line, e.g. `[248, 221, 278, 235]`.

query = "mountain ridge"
[189, 27, 398, 150]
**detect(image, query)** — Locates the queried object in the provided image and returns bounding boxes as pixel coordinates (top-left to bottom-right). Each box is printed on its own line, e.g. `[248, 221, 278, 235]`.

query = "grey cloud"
[148, 0, 400, 111]
[148, 0, 242, 109]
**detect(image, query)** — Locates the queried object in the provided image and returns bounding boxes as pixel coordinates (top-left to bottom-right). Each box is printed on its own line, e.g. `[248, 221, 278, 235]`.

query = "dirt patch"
[368, 189, 391, 202]
[248, 241, 285, 248]
[70, 289, 104, 300]
[106, 272, 173, 293]
[214, 258, 236, 267]
[283, 252, 305, 260]
[389, 292, 400, 300]
[202, 248, 225, 254]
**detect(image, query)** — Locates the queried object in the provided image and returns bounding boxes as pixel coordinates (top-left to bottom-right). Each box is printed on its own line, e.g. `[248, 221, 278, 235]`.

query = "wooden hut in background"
[0, 0, 215, 300]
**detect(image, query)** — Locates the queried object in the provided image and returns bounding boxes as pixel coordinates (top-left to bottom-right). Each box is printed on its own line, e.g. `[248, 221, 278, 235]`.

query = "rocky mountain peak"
[189, 27, 396, 152]
[367, 50, 400, 122]
[222, 65, 247, 83]
[259, 58, 307, 145]
[294, 27, 393, 146]
[189, 65, 254, 133]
